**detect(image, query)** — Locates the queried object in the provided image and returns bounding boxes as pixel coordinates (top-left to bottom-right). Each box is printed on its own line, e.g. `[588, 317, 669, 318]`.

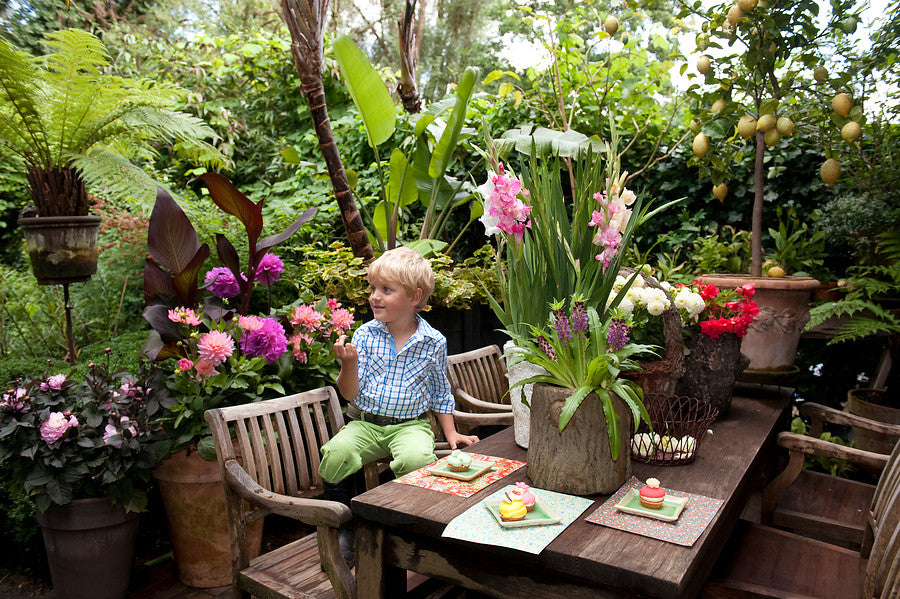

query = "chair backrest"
[864, 475, 900, 599]
[205, 387, 346, 497]
[446, 344, 509, 409]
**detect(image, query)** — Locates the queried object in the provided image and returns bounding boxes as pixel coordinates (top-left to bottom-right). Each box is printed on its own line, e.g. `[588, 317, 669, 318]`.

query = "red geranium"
[678, 279, 759, 339]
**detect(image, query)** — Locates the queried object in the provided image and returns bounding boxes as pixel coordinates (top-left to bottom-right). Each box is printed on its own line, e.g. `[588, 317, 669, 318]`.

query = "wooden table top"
[352, 390, 791, 599]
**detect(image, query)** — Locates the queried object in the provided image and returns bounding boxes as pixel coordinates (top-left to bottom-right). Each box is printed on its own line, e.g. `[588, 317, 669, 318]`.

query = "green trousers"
[319, 417, 437, 483]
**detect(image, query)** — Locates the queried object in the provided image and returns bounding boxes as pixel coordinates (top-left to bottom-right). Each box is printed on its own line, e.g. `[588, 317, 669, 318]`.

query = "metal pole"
[63, 283, 77, 364]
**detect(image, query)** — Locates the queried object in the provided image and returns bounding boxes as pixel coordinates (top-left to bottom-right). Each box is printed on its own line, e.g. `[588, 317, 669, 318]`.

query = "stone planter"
[675, 332, 750, 417]
[527, 383, 631, 495]
[152, 447, 263, 588]
[699, 274, 820, 372]
[18, 215, 101, 285]
[504, 341, 548, 449]
[36, 497, 139, 599]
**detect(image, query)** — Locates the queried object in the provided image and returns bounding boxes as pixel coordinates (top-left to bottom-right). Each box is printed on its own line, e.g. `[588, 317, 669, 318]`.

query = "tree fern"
[0, 29, 228, 215]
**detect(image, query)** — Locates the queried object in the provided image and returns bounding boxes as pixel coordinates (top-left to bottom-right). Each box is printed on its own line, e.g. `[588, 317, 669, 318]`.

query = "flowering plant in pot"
[504, 295, 655, 494]
[672, 279, 759, 415]
[0, 358, 168, 599]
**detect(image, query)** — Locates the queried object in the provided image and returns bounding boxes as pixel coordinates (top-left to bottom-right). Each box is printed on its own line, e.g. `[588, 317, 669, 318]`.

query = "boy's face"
[368, 276, 422, 326]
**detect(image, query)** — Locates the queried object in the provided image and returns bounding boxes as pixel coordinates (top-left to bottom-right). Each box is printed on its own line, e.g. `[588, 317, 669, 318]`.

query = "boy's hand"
[445, 430, 479, 450]
[334, 335, 358, 363]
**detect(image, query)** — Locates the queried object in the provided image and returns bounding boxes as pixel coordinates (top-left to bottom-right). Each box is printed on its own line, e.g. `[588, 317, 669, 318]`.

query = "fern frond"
[0, 40, 50, 162]
[74, 149, 164, 207]
[829, 316, 900, 345]
[807, 298, 876, 329]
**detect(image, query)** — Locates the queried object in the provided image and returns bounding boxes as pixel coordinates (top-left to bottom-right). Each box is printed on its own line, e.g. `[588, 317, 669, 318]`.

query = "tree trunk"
[751, 130, 765, 277]
[397, 0, 421, 114]
[281, 0, 374, 261]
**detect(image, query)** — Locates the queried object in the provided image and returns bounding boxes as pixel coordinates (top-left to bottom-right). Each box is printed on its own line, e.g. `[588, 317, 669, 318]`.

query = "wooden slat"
[249, 414, 271, 491]
[286, 406, 311, 492]
[274, 410, 299, 497]
[234, 418, 257, 482]
[261, 412, 285, 495]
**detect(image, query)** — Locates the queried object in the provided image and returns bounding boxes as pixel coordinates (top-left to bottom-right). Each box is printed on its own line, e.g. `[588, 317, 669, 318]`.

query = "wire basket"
[630, 393, 719, 465]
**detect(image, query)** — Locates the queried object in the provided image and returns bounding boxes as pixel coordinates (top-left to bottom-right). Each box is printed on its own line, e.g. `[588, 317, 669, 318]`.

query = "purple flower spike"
[553, 308, 572, 344]
[255, 253, 284, 286]
[536, 335, 557, 361]
[571, 301, 589, 336]
[607, 318, 631, 352]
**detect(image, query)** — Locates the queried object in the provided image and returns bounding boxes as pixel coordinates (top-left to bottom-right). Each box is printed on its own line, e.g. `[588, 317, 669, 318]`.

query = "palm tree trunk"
[397, 0, 421, 114]
[281, 0, 374, 261]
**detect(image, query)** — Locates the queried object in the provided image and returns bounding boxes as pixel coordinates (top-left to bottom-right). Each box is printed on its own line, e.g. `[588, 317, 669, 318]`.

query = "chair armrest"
[801, 402, 900, 439]
[777, 431, 889, 472]
[453, 409, 514, 427]
[455, 389, 513, 413]
[223, 460, 352, 529]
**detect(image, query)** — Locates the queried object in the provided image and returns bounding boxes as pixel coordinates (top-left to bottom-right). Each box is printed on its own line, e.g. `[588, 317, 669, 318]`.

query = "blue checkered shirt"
[351, 315, 454, 419]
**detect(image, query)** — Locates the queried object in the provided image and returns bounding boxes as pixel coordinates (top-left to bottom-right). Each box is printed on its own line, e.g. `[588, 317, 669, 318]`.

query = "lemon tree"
[680, 0, 865, 276]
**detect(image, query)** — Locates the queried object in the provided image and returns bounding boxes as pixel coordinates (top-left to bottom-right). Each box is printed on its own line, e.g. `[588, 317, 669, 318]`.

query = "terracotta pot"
[846, 388, 900, 455]
[675, 332, 750, 417]
[527, 384, 631, 495]
[699, 275, 820, 372]
[18, 215, 101, 285]
[36, 498, 139, 599]
[152, 447, 263, 588]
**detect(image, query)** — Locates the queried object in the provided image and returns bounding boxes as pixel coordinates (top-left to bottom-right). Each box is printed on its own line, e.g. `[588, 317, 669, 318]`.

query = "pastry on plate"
[446, 449, 473, 472]
[498, 491, 528, 522]
[509, 482, 536, 511]
[638, 478, 666, 509]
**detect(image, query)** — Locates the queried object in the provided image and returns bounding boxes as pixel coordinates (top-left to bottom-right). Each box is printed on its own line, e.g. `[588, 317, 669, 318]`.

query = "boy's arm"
[435, 412, 479, 450]
[334, 334, 360, 401]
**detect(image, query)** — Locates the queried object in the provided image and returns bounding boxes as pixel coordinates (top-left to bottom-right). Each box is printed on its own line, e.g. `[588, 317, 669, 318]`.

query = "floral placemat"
[585, 476, 723, 546]
[442, 485, 595, 554]
[393, 453, 526, 497]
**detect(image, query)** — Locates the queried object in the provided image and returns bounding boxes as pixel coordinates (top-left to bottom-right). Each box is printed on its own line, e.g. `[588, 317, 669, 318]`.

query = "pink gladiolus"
[40, 412, 78, 443]
[197, 330, 235, 366]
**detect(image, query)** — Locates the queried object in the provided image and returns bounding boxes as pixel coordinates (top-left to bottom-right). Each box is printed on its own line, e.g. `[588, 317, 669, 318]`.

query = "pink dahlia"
[40, 412, 78, 443]
[205, 267, 244, 299]
[197, 330, 235, 366]
[330, 308, 355, 334]
[290, 305, 325, 331]
[241, 317, 289, 364]
[255, 253, 284, 286]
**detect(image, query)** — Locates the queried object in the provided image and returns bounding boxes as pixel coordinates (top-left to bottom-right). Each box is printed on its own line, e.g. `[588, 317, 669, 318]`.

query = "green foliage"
[790, 416, 850, 477]
[765, 206, 829, 278]
[689, 226, 751, 275]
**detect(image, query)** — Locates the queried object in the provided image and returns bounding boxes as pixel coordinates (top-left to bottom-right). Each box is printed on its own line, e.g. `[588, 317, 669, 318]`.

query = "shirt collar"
[371, 313, 439, 344]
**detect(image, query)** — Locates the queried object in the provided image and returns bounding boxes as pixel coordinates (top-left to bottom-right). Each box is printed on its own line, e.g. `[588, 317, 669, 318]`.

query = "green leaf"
[332, 35, 395, 148]
[387, 149, 418, 207]
[428, 66, 477, 178]
[372, 199, 393, 242]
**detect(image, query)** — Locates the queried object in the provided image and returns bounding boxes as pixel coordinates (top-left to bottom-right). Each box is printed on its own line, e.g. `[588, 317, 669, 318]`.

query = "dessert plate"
[483, 497, 561, 528]
[426, 459, 493, 481]
[614, 488, 688, 522]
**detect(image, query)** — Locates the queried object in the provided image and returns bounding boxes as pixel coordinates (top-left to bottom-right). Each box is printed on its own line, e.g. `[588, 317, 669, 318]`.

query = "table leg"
[356, 519, 405, 598]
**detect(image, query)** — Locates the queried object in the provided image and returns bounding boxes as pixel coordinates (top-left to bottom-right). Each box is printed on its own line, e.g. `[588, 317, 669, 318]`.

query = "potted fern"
[0, 28, 225, 284]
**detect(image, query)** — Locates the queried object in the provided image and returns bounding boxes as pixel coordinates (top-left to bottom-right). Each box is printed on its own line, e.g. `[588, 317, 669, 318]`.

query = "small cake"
[498, 491, 528, 522]
[509, 482, 536, 511]
[639, 478, 666, 509]
[446, 449, 473, 472]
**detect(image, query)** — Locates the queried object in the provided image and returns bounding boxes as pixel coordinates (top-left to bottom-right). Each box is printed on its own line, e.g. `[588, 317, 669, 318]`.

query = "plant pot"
[700, 274, 820, 372]
[504, 341, 548, 449]
[674, 332, 750, 417]
[846, 388, 900, 455]
[35, 497, 139, 599]
[18, 215, 101, 285]
[152, 447, 264, 588]
[527, 383, 631, 494]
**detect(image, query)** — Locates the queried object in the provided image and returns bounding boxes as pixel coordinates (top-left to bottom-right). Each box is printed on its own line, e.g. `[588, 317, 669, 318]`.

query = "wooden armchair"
[204, 388, 379, 599]
[761, 402, 900, 550]
[446, 345, 514, 435]
[702, 470, 900, 599]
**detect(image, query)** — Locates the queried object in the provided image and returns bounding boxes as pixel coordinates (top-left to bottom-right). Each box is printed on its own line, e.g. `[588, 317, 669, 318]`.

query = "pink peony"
[40, 412, 78, 443]
[103, 417, 138, 448]
[255, 253, 284, 286]
[197, 330, 235, 366]
[0, 388, 28, 412]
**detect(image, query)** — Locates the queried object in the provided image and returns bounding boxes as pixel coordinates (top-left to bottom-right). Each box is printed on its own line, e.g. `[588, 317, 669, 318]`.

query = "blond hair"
[367, 247, 435, 310]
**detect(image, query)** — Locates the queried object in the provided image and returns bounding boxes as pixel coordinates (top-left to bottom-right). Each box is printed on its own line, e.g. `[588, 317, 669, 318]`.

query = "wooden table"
[353, 390, 791, 599]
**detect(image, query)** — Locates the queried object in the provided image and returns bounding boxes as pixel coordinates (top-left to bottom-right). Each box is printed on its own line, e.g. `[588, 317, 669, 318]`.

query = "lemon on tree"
[813, 66, 828, 83]
[711, 99, 727, 113]
[841, 121, 861, 143]
[832, 93, 852, 117]
[737, 114, 757, 138]
[693, 133, 710, 158]
[727, 4, 744, 27]
[697, 55, 711, 75]
[820, 158, 841, 186]
[690, 119, 702, 133]
[713, 183, 728, 201]
[604, 16, 619, 36]
[756, 113, 776, 132]
[737, 0, 758, 11]
[764, 128, 781, 146]
[775, 117, 794, 136]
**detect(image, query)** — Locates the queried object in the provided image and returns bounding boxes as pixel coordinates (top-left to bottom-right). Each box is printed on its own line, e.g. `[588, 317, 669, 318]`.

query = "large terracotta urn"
[152, 447, 263, 588]
[527, 384, 631, 495]
[700, 275, 820, 372]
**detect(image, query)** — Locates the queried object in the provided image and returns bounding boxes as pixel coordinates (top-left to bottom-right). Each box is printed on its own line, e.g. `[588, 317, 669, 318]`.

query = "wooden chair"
[762, 402, 900, 550]
[702, 471, 900, 599]
[446, 345, 514, 434]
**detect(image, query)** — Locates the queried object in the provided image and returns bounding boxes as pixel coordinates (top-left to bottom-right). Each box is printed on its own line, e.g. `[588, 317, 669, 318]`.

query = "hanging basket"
[619, 268, 685, 395]
[630, 394, 718, 466]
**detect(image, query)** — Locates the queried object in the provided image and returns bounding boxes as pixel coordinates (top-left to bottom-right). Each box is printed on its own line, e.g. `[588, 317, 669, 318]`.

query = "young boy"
[320, 247, 479, 494]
